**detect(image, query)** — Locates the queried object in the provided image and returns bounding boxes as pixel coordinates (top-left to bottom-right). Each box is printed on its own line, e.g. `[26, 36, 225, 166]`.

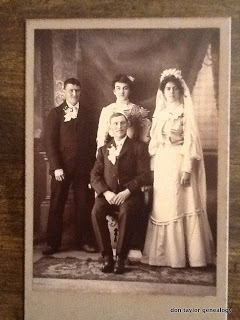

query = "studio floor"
[32, 245, 216, 296]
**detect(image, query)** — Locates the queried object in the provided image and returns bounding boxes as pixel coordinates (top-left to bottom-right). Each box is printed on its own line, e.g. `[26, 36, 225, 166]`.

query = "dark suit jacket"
[44, 101, 95, 177]
[90, 137, 151, 196]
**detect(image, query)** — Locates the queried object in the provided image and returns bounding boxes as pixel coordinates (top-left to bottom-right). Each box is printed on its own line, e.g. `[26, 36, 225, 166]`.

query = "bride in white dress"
[142, 69, 215, 268]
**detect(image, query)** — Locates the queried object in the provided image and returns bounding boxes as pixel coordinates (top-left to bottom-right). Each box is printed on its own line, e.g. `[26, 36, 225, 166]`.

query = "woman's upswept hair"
[112, 74, 133, 89]
[160, 75, 184, 96]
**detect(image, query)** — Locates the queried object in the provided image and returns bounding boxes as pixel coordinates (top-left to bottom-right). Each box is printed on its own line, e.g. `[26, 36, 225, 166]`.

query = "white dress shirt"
[66, 101, 79, 119]
[114, 135, 128, 156]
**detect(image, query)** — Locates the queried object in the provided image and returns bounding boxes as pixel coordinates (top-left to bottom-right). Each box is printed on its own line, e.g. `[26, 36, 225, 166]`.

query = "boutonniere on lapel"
[63, 105, 78, 122]
[107, 144, 120, 165]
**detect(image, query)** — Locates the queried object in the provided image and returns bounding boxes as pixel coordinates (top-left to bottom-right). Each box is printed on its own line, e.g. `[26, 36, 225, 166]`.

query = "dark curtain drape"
[34, 28, 219, 140]
[77, 29, 219, 126]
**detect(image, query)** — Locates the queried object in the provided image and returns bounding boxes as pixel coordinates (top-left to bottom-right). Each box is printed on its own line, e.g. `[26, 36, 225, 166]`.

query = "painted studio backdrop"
[34, 28, 219, 248]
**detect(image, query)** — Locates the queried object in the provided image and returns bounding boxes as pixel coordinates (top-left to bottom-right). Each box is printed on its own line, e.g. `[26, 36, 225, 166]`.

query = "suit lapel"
[75, 105, 86, 134]
[61, 101, 68, 117]
[105, 139, 116, 156]
[117, 137, 131, 159]
[105, 139, 116, 148]
[104, 139, 115, 165]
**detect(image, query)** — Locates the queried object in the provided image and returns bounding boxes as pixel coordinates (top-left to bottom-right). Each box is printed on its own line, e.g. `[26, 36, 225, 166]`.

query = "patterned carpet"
[33, 256, 216, 286]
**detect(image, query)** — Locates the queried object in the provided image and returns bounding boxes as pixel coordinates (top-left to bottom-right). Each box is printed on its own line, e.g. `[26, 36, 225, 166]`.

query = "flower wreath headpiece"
[159, 68, 183, 83]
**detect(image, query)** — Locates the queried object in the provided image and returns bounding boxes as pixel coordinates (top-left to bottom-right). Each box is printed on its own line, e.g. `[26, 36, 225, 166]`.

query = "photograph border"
[25, 17, 230, 320]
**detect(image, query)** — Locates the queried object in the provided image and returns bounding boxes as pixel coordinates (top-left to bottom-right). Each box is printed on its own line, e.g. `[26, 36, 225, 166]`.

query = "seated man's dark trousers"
[91, 193, 142, 260]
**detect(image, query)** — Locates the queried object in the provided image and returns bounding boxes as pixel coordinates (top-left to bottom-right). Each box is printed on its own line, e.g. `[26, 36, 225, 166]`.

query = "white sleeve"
[96, 107, 111, 150]
[181, 155, 192, 173]
[148, 119, 159, 171]
[138, 118, 151, 143]
[148, 118, 160, 157]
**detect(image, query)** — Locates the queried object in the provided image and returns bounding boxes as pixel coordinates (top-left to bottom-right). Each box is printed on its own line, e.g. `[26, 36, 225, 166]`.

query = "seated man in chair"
[91, 112, 151, 274]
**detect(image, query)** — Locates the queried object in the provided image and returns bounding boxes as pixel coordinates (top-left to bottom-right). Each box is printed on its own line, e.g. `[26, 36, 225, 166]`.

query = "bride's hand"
[180, 172, 190, 187]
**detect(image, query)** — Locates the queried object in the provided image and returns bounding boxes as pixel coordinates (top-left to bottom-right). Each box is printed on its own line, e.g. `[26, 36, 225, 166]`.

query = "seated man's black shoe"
[101, 256, 115, 273]
[42, 246, 59, 256]
[114, 257, 125, 274]
[82, 244, 97, 253]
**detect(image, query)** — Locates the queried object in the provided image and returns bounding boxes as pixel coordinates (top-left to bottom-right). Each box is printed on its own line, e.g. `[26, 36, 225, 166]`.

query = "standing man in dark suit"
[43, 78, 96, 255]
[91, 112, 151, 274]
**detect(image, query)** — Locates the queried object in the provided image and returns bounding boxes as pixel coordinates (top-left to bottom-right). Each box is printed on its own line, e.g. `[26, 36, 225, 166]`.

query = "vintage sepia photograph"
[25, 18, 230, 319]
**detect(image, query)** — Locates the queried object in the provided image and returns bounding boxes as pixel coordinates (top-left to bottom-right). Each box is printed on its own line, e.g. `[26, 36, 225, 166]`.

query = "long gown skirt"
[141, 144, 215, 268]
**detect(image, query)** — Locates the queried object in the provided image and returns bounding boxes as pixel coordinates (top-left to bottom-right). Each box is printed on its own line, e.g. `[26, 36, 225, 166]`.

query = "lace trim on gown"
[150, 208, 204, 226]
[142, 211, 215, 268]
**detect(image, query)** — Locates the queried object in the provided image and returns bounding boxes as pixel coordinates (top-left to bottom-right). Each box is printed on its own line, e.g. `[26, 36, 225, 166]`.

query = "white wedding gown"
[142, 106, 215, 268]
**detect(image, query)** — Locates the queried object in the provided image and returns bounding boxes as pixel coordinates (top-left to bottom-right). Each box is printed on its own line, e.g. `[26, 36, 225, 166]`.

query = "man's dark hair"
[64, 78, 81, 89]
[110, 112, 128, 123]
